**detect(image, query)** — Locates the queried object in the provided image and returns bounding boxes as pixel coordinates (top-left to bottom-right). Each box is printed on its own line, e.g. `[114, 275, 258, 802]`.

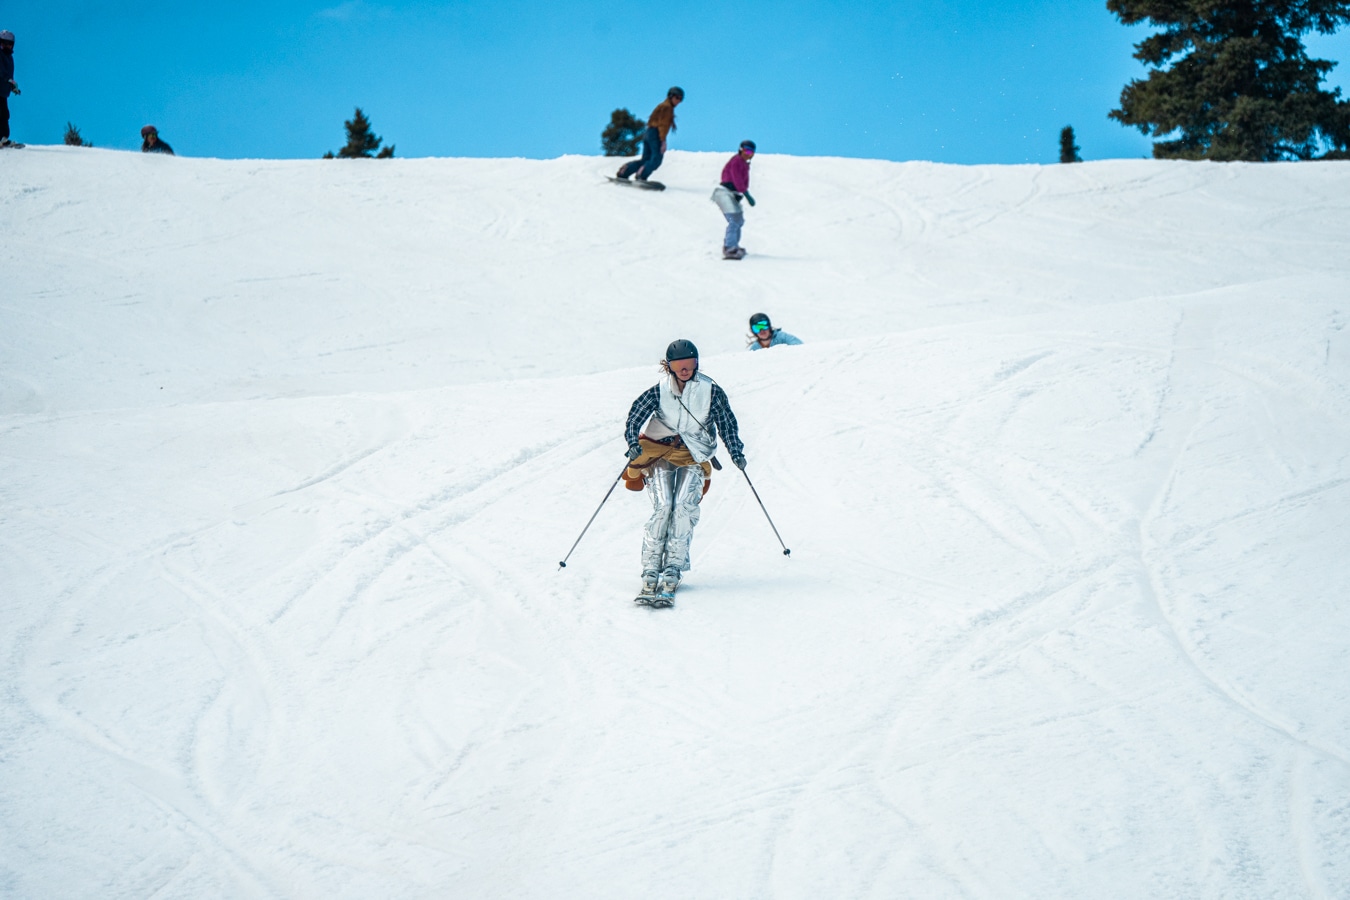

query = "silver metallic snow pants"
[641, 460, 705, 572]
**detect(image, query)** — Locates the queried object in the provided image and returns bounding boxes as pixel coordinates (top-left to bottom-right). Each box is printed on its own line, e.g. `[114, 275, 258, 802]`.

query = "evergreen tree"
[1108, 0, 1350, 160]
[328, 107, 395, 158]
[1059, 125, 1082, 162]
[63, 122, 92, 147]
[601, 108, 647, 156]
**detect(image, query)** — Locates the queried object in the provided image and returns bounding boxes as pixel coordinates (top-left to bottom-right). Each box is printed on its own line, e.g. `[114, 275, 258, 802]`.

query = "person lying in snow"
[747, 312, 802, 350]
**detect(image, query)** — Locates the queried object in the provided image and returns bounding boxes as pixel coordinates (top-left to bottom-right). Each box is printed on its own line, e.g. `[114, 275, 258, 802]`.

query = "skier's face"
[669, 358, 697, 382]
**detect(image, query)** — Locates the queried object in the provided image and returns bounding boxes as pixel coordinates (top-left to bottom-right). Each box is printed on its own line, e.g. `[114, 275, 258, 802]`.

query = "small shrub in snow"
[1060, 126, 1081, 163]
[64, 122, 92, 147]
[327, 107, 395, 159]
[601, 108, 646, 157]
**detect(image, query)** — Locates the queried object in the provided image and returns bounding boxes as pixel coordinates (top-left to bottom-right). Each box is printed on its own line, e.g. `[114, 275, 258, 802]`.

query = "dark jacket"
[1, 49, 14, 96]
[143, 138, 175, 155]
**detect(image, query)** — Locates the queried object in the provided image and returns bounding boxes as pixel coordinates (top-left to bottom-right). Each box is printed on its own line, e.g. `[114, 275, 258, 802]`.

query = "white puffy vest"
[657, 373, 717, 462]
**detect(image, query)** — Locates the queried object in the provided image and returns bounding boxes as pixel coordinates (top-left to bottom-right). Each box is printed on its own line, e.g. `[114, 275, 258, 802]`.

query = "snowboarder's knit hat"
[141, 125, 158, 137]
[0, 31, 14, 43]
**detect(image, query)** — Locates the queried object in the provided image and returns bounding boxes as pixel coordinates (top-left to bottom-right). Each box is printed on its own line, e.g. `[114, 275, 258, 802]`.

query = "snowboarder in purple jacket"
[711, 140, 756, 259]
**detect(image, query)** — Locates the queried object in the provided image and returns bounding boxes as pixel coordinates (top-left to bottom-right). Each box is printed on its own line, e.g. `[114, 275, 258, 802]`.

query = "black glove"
[733, 454, 746, 470]
[626, 444, 642, 461]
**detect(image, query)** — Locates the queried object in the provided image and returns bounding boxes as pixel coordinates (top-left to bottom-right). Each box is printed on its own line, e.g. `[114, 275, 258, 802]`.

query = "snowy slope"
[2, 148, 1349, 898]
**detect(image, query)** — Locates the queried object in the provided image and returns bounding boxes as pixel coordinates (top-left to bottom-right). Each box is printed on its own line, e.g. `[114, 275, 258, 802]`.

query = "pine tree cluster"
[325, 107, 395, 159]
[1108, 0, 1350, 160]
[601, 108, 647, 157]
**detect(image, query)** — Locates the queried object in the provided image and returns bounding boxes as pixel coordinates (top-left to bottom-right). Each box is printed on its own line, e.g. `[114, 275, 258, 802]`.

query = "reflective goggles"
[751, 321, 771, 334]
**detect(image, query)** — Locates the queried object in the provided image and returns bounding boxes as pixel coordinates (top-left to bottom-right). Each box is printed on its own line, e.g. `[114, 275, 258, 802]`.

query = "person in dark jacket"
[141, 125, 174, 155]
[711, 141, 756, 259]
[615, 86, 683, 183]
[1, 30, 19, 148]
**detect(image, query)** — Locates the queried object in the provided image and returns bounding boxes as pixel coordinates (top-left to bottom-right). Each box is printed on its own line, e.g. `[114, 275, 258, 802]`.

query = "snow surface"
[3, 147, 1350, 898]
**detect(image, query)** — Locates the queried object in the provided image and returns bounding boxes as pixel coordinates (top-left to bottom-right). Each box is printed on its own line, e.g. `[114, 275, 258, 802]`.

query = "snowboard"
[607, 176, 666, 192]
[0, 141, 25, 149]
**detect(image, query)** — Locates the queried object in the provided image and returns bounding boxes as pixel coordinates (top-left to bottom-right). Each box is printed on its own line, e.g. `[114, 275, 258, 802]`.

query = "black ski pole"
[739, 467, 791, 556]
[558, 465, 629, 570]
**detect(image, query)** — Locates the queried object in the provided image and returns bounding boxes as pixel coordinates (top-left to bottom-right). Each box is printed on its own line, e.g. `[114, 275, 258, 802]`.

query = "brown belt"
[639, 433, 685, 448]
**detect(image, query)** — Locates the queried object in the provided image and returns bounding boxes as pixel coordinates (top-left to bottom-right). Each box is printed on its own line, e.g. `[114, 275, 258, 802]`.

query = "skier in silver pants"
[623, 339, 746, 601]
[641, 461, 705, 574]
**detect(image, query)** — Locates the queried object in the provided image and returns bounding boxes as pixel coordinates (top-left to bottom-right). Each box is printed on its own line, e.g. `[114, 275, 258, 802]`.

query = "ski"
[635, 592, 675, 609]
[634, 576, 678, 608]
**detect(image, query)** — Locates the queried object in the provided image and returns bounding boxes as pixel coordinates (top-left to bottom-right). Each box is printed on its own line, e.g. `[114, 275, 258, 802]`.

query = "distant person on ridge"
[712, 141, 756, 259]
[615, 86, 683, 184]
[141, 125, 174, 155]
[623, 339, 746, 607]
[747, 313, 802, 351]
[0, 30, 20, 149]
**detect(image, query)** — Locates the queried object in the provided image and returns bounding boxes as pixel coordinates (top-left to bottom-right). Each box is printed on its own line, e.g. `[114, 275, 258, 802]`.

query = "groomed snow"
[2, 148, 1349, 898]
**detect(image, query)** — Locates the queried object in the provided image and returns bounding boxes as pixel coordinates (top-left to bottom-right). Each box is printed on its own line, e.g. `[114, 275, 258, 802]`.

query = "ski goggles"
[751, 321, 771, 333]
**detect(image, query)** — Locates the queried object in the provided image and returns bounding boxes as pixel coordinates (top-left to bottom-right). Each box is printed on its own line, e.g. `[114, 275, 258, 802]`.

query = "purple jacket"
[720, 153, 751, 193]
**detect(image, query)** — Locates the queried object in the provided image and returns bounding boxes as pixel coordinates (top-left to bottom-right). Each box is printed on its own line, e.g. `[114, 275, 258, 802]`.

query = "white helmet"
[0, 31, 15, 44]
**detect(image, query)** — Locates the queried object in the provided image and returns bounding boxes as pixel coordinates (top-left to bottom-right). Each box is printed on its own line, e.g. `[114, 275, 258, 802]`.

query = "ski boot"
[634, 569, 660, 605]
[652, 567, 681, 608]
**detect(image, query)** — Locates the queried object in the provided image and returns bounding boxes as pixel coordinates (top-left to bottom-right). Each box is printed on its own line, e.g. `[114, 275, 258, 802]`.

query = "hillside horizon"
[3, 148, 1349, 897]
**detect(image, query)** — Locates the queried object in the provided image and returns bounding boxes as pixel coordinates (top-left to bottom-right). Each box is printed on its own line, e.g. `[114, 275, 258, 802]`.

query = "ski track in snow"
[3, 149, 1350, 898]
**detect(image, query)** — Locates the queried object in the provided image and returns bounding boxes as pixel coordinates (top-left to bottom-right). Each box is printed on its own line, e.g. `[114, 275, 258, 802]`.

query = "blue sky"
[7, 1, 1350, 162]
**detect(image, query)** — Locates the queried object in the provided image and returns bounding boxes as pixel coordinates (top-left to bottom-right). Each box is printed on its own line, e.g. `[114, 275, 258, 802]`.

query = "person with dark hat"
[622, 338, 745, 605]
[1, 30, 20, 148]
[711, 140, 757, 259]
[747, 313, 802, 351]
[615, 86, 684, 184]
[141, 125, 174, 155]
